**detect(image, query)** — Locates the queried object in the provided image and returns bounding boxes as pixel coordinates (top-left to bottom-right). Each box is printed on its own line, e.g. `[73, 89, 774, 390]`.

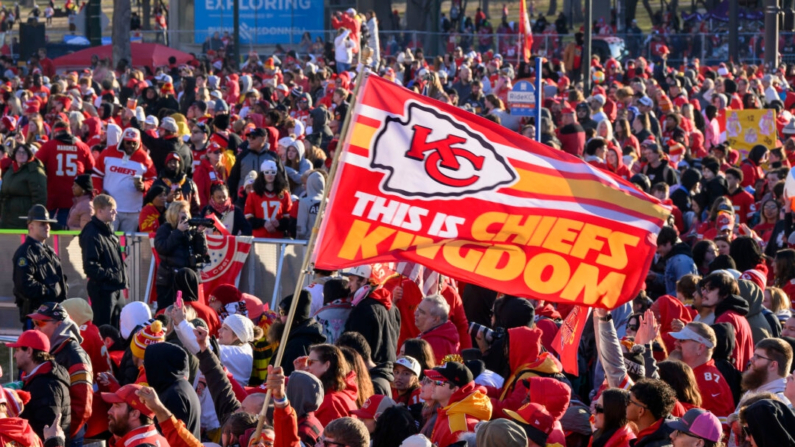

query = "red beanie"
[211, 284, 243, 306]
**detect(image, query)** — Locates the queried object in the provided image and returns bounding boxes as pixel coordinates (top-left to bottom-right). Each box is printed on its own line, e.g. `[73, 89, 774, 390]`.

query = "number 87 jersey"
[35, 130, 95, 211]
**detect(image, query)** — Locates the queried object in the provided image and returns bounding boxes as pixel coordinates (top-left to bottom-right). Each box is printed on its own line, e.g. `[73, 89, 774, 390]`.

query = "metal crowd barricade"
[0, 231, 309, 337]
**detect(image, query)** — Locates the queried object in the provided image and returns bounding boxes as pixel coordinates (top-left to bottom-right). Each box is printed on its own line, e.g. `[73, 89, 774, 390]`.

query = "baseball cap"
[424, 362, 473, 387]
[5, 330, 50, 352]
[589, 94, 606, 106]
[351, 395, 396, 420]
[101, 384, 155, 418]
[122, 128, 141, 142]
[144, 115, 159, 127]
[28, 302, 68, 322]
[669, 325, 715, 348]
[395, 356, 421, 376]
[503, 402, 554, 447]
[716, 213, 734, 231]
[638, 96, 654, 107]
[668, 408, 722, 443]
[249, 127, 267, 138]
[561, 106, 575, 114]
[341, 265, 372, 279]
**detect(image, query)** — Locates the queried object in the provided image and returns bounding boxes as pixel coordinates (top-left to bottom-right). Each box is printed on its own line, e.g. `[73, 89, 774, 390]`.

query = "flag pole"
[252, 69, 370, 440]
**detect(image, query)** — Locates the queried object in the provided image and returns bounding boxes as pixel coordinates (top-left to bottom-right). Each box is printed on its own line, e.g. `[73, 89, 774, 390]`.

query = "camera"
[187, 218, 215, 227]
[468, 323, 503, 343]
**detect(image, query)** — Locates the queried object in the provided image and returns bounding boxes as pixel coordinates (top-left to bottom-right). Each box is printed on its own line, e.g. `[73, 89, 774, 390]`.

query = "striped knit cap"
[131, 320, 165, 359]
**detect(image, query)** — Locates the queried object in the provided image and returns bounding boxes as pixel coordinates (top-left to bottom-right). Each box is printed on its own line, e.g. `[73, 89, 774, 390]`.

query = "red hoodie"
[527, 377, 571, 446]
[605, 145, 631, 181]
[316, 370, 359, 427]
[419, 320, 461, 364]
[0, 418, 42, 447]
[652, 295, 694, 356]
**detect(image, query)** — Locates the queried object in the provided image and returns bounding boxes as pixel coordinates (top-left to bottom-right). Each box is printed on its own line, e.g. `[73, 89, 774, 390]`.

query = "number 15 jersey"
[35, 135, 94, 210]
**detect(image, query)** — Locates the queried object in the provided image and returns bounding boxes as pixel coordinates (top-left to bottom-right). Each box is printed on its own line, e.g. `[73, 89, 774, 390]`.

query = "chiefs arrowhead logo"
[371, 102, 517, 199]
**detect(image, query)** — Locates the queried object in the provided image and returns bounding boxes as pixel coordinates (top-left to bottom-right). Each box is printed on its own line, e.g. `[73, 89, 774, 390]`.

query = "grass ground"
[26, 0, 671, 46]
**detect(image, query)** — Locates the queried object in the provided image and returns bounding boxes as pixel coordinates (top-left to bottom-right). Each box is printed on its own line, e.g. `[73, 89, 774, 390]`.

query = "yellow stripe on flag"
[349, 122, 378, 151]
[511, 168, 670, 222]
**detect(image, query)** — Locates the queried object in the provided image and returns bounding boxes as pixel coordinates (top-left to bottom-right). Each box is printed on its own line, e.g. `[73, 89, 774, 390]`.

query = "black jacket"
[154, 223, 208, 285]
[79, 216, 127, 294]
[344, 290, 400, 365]
[152, 173, 201, 216]
[144, 342, 202, 439]
[274, 318, 327, 376]
[630, 417, 675, 447]
[370, 362, 394, 396]
[13, 236, 67, 322]
[21, 361, 71, 441]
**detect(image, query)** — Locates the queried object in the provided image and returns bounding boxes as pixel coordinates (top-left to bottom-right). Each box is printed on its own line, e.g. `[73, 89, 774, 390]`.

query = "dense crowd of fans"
[7, 5, 795, 447]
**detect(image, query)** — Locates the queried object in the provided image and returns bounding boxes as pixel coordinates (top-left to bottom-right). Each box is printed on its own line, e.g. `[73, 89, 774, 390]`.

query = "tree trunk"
[571, 0, 583, 22]
[626, 0, 639, 22]
[548, 0, 558, 16]
[358, 0, 393, 29]
[641, 0, 654, 23]
[113, 0, 131, 67]
[482, 0, 490, 18]
[142, 0, 150, 30]
[405, 0, 434, 50]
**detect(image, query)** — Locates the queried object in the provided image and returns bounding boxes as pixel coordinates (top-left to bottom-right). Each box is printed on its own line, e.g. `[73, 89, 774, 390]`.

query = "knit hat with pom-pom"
[131, 320, 165, 359]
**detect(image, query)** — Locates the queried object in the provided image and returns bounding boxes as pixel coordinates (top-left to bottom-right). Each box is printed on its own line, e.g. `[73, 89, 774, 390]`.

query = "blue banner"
[194, 0, 324, 45]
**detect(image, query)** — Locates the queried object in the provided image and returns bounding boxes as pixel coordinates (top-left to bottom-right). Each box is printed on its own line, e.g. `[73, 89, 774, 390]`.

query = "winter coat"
[80, 216, 128, 296]
[305, 107, 333, 151]
[419, 320, 461, 365]
[556, 123, 586, 157]
[144, 342, 202, 439]
[296, 171, 324, 240]
[344, 287, 400, 364]
[154, 222, 208, 285]
[152, 172, 201, 216]
[316, 371, 359, 427]
[50, 319, 93, 438]
[431, 382, 493, 447]
[274, 317, 327, 376]
[12, 236, 68, 322]
[200, 203, 251, 236]
[135, 117, 193, 175]
[742, 399, 795, 446]
[67, 195, 93, 230]
[20, 360, 71, 441]
[737, 279, 773, 344]
[0, 159, 47, 229]
[715, 294, 754, 371]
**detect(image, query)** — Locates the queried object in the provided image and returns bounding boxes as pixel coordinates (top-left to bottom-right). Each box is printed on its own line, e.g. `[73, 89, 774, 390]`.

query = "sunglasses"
[594, 404, 604, 414]
[316, 438, 345, 447]
[209, 150, 223, 155]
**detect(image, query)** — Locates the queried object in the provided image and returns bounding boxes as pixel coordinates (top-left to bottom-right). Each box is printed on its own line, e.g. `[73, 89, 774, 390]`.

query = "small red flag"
[519, 0, 534, 62]
[551, 306, 590, 376]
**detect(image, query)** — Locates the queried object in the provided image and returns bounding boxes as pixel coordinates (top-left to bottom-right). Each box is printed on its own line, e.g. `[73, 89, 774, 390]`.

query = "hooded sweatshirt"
[737, 279, 773, 344]
[296, 171, 324, 239]
[286, 370, 324, 446]
[106, 123, 122, 148]
[605, 145, 631, 180]
[663, 242, 697, 296]
[431, 382, 493, 447]
[344, 287, 400, 364]
[743, 399, 795, 446]
[285, 142, 312, 196]
[144, 342, 202, 439]
[50, 318, 93, 438]
[419, 320, 461, 365]
[715, 294, 754, 371]
[528, 377, 571, 446]
[316, 370, 359, 427]
[710, 322, 742, 405]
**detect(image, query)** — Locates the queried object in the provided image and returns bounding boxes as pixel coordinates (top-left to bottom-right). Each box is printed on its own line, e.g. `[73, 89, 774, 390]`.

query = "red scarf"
[210, 197, 233, 215]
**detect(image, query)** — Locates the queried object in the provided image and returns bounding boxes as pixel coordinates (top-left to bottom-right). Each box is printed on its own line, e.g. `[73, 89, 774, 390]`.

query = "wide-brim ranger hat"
[21, 204, 57, 223]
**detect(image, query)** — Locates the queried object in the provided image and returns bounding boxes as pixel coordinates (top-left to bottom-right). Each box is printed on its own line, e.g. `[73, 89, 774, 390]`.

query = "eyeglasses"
[33, 319, 53, 327]
[316, 438, 346, 447]
[742, 425, 751, 439]
[594, 404, 604, 414]
[628, 398, 647, 410]
[751, 352, 774, 362]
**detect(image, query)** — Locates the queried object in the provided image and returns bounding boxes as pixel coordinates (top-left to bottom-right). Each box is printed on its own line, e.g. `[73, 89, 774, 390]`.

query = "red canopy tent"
[51, 43, 194, 72]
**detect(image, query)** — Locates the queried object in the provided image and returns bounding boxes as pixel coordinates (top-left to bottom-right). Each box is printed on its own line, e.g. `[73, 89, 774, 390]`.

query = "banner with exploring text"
[724, 108, 777, 159]
[313, 74, 670, 309]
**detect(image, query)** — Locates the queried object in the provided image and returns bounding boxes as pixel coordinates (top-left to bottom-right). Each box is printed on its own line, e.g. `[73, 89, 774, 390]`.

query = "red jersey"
[291, 109, 312, 129]
[693, 360, 735, 423]
[244, 190, 292, 238]
[35, 135, 95, 209]
[115, 425, 169, 447]
[392, 386, 422, 406]
[728, 188, 756, 224]
[783, 279, 795, 308]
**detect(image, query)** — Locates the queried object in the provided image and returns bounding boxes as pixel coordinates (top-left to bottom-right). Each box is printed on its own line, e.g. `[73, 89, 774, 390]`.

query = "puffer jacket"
[431, 382, 493, 447]
[20, 360, 71, 441]
[0, 159, 47, 229]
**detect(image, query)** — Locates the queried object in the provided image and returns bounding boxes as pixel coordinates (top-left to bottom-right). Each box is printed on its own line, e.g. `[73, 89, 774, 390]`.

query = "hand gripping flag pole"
[252, 69, 370, 442]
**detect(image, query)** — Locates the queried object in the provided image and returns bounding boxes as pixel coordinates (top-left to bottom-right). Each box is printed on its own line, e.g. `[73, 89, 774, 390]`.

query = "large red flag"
[313, 74, 669, 309]
[519, 0, 534, 62]
[551, 305, 590, 375]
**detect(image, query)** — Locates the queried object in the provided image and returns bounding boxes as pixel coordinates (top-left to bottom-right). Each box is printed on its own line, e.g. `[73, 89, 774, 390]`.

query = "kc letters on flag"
[315, 75, 669, 309]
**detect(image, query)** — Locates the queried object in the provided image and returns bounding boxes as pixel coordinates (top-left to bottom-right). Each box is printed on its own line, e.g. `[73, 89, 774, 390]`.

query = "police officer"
[13, 204, 68, 327]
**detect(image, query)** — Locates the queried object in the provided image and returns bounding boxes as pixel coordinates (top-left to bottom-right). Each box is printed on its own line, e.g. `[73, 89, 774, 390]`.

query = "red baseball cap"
[101, 384, 155, 418]
[5, 330, 50, 352]
[561, 106, 575, 114]
[351, 395, 396, 420]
